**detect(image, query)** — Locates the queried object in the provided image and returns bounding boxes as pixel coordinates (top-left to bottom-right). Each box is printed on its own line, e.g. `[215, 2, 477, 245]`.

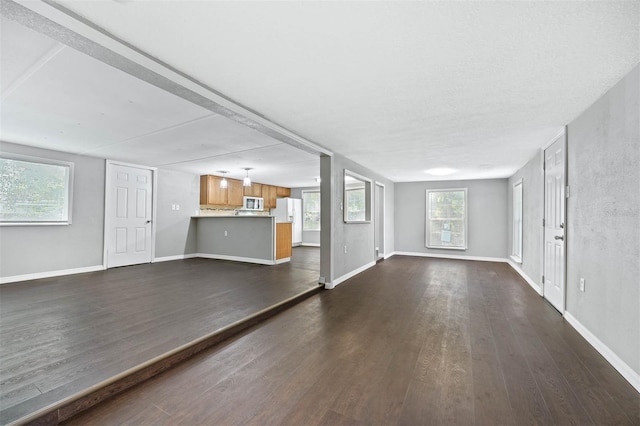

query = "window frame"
[425, 187, 468, 250]
[511, 179, 523, 263]
[0, 153, 74, 226]
[301, 190, 321, 231]
[343, 169, 372, 223]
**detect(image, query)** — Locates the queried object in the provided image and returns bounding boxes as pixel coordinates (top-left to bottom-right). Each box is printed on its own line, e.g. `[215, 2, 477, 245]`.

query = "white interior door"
[543, 134, 566, 312]
[106, 163, 153, 268]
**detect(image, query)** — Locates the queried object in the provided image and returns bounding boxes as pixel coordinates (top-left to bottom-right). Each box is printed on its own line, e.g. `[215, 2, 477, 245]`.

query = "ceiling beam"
[1, 0, 332, 157]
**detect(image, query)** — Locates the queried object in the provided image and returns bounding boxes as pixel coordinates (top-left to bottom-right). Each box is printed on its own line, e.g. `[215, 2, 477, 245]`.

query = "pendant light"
[218, 171, 228, 189]
[243, 168, 252, 187]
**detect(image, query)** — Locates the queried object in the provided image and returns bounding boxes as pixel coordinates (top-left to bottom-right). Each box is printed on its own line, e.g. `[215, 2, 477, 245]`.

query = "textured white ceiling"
[0, 16, 320, 187]
[3, 1, 639, 184]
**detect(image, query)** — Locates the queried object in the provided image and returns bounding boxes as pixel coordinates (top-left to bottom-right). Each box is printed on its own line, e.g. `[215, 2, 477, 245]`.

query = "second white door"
[107, 163, 153, 268]
[543, 134, 566, 312]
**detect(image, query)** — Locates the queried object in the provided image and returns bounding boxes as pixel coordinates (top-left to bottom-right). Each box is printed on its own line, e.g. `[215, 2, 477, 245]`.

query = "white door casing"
[105, 162, 155, 268]
[543, 134, 566, 312]
[375, 182, 385, 259]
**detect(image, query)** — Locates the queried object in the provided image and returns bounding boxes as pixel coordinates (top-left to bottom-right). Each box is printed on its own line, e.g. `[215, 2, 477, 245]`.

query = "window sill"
[426, 245, 467, 251]
[510, 255, 522, 264]
[0, 222, 71, 226]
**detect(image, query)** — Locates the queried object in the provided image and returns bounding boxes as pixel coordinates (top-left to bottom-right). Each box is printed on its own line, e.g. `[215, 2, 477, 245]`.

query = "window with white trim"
[302, 190, 320, 231]
[0, 154, 73, 225]
[512, 180, 523, 262]
[426, 188, 467, 250]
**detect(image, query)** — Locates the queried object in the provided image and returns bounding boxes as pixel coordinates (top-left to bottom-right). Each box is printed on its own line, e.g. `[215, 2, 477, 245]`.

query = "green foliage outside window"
[303, 191, 320, 231]
[427, 189, 466, 249]
[0, 157, 71, 223]
[346, 188, 366, 222]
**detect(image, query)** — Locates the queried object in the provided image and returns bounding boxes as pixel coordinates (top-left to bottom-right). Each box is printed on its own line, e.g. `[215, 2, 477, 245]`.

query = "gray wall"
[320, 153, 395, 285]
[507, 151, 544, 284]
[0, 143, 203, 279]
[0, 141, 105, 278]
[155, 168, 199, 258]
[291, 186, 321, 245]
[566, 65, 639, 374]
[395, 179, 508, 259]
[195, 216, 275, 261]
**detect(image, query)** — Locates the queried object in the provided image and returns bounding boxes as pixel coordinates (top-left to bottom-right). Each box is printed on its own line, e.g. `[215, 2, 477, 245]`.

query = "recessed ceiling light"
[425, 168, 457, 176]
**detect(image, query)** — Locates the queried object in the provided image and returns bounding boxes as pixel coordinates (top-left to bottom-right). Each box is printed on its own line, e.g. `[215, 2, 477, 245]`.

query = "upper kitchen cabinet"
[263, 185, 277, 209]
[200, 176, 244, 206]
[200, 175, 227, 205]
[244, 182, 262, 197]
[201, 175, 291, 208]
[276, 186, 291, 197]
[227, 179, 244, 207]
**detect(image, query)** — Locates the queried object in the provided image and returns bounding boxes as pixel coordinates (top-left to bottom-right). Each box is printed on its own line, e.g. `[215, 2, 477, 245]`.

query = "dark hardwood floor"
[290, 246, 320, 272]
[0, 248, 320, 424]
[61, 256, 639, 425]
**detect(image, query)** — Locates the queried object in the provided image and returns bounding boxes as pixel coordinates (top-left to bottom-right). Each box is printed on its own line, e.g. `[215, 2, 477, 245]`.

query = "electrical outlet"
[224, 230, 228, 237]
[344, 245, 347, 254]
[176, 204, 180, 211]
[579, 278, 585, 292]
[171, 204, 176, 210]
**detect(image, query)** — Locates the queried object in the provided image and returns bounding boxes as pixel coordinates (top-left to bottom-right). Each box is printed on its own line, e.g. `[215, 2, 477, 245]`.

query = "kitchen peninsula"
[195, 174, 294, 265]
[193, 215, 292, 265]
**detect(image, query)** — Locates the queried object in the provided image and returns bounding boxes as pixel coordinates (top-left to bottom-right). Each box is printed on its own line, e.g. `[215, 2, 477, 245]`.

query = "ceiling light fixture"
[243, 168, 253, 187]
[425, 167, 457, 176]
[218, 171, 229, 189]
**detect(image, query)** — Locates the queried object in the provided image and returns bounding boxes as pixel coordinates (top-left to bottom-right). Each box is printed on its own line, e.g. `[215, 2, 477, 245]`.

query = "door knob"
[146, 220, 152, 224]
[554, 235, 564, 241]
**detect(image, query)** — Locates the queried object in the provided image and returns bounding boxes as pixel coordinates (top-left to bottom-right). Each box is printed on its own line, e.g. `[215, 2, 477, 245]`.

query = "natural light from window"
[0, 155, 73, 225]
[512, 180, 523, 262]
[426, 188, 467, 250]
[302, 191, 320, 231]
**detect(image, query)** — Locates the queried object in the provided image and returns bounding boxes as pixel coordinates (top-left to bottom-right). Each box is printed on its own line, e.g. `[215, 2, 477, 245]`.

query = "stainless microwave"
[243, 196, 264, 211]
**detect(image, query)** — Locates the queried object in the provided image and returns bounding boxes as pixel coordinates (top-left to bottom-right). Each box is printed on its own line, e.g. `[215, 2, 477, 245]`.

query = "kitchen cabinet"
[262, 185, 277, 209]
[276, 186, 291, 197]
[227, 179, 244, 206]
[200, 176, 244, 206]
[276, 222, 293, 260]
[201, 175, 289, 207]
[244, 182, 262, 197]
[200, 175, 227, 205]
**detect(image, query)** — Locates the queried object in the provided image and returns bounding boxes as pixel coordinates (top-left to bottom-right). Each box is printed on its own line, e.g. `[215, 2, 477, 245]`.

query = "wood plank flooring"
[62, 256, 639, 425]
[0, 248, 320, 425]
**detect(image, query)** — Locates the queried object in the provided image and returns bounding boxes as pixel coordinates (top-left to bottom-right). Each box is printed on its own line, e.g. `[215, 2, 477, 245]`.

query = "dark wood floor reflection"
[63, 256, 639, 425]
[0, 247, 320, 424]
[289, 245, 320, 271]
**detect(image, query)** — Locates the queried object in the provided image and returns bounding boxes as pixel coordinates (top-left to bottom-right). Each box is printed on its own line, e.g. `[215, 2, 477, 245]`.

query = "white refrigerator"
[272, 197, 302, 246]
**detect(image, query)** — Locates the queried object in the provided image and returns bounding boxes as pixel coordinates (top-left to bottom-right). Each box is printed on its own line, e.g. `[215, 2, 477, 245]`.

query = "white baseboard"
[507, 260, 543, 296]
[195, 253, 275, 265]
[325, 261, 376, 290]
[394, 251, 508, 263]
[384, 251, 396, 259]
[153, 254, 198, 263]
[0, 265, 105, 285]
[564, 311, 640, 394]
[301, 243, 320, 247]
[275, 257, 291, 264]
